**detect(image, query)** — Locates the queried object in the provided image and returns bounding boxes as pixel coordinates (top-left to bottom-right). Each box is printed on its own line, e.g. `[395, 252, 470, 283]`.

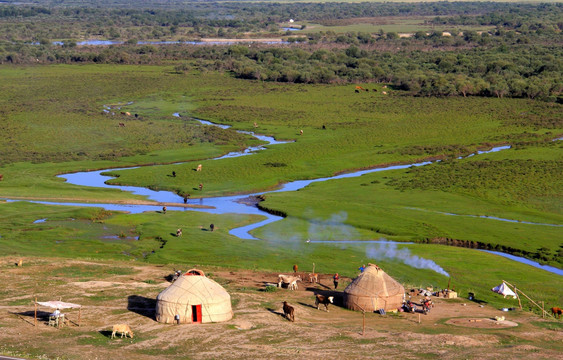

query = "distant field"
[299, 18, 494, 34]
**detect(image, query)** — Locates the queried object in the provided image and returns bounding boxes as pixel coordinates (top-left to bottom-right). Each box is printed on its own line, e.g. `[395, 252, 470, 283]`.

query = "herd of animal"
[277, 271, 335, 322]
[105, 269, 562, 339]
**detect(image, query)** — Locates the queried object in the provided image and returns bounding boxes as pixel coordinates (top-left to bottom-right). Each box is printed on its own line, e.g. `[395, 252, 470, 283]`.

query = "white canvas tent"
[492, 282, 517, 299]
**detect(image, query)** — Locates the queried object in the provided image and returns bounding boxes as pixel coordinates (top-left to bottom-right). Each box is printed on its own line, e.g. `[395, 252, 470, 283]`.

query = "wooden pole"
[515, 287, 523, 310]
[502, 280, 553, 318]
[34, 297, 37, 327]
[418, 313, 421, 324]
[78, 308, 81, 327]
[542, 301, 544, 319]
[362, 311, 365, 336]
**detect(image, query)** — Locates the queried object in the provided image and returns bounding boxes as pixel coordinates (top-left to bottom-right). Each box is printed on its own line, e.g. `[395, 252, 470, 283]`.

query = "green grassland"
[0, 200, 561, 310]
[0, 63, 561, 312]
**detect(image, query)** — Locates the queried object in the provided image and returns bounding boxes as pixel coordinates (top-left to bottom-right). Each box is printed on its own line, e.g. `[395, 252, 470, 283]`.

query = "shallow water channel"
[4, 118, 562, 275]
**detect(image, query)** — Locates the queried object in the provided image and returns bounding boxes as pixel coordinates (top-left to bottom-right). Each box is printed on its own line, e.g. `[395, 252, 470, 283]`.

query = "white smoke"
[307, 211, 360, 241]
[366, 239, 450, 277]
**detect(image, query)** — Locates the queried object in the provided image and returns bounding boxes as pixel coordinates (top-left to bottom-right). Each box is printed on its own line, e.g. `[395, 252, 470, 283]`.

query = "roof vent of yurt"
[184, 268, 205, 276]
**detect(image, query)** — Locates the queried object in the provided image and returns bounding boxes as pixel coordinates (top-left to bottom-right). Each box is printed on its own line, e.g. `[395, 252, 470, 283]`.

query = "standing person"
[359, 264, 365, 273]
[333, 273, 340, 289]
[199, 183, 203, 191]
[162, 206, 167, 214]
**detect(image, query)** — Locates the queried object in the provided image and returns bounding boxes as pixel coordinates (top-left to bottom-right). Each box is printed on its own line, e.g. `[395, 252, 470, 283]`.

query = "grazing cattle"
[176, 228, 182, 237]
[308, 273, 318, 283]
[111, 324, 134, 339]
[300, 130, 303, 135]
[196, 164, 202, 171]
[210, 223, 215, 232]
[125, 112, 131, 116]
[288, 278, 300, 290]
[253, 122, 258, 128]
[293, 264, 298, 273]
[315, 294, 334, 312]
[552, 307, 562, 318]
[278, 274, 301, 289]
[118, 122, 125, 127]
[16, 259, 23, 267]
[282, 301, 294, 322]
[0, 174, 3, 181]
[383, 85, 387, 88]
[355, 89, 360, 93]
[120, 111, 126, 115]
[382, 91, 388, 95]
[199, 183, 203, 191]
[162, 206, 167, 214]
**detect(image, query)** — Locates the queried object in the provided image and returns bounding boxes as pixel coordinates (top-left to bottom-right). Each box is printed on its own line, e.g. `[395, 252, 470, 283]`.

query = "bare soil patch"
[446, 317, 519, 329]
[0, 257, 561, 360]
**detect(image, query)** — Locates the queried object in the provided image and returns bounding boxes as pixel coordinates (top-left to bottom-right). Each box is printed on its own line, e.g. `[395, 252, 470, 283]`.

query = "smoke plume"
[366, 239, 450, 277]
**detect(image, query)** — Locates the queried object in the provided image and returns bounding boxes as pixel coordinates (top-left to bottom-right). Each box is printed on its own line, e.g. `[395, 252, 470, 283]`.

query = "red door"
[192, 305, 202, 323]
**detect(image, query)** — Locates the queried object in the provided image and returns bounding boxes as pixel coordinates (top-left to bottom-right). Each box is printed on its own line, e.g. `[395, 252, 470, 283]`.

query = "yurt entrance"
[192, 305, 202, 323]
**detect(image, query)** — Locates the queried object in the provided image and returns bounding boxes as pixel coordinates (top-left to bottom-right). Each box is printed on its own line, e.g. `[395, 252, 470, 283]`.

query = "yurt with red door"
[156, 269, 233, 324]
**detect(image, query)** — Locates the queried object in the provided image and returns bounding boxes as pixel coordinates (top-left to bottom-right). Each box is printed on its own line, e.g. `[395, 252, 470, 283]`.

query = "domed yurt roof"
[156, 269, 233, 324]
[343, 264, 405, 312]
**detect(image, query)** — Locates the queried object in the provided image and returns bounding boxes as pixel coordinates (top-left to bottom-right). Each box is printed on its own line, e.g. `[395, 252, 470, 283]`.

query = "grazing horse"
[552, 307, 562, 318]
[118, 122, 126, 127]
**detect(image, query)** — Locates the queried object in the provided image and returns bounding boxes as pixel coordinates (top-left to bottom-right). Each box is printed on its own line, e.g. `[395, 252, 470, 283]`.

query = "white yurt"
[156, 269, 233, 324]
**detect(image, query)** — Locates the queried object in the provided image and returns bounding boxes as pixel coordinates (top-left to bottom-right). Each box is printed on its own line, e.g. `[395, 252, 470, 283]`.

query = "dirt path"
[0, 257, 560, 359]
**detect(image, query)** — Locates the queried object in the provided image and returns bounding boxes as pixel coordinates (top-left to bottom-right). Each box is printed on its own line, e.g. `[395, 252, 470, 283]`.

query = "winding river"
[4, 117, 562, 275]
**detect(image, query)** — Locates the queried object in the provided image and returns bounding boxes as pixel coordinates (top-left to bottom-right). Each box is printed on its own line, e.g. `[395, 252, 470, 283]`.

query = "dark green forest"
[1, 1, 561, 101]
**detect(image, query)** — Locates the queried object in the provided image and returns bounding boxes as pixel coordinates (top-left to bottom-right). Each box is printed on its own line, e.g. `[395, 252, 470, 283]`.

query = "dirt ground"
[0, 257, 561, 360]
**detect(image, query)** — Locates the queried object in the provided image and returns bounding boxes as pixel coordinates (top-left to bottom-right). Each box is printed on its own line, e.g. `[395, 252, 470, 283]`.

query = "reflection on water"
[480, 250, 563, 276]
[47, 39, 288, 46]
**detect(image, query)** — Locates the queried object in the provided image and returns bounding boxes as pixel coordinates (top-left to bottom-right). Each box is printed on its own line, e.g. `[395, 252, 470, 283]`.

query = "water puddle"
[33, 218, 47, 223]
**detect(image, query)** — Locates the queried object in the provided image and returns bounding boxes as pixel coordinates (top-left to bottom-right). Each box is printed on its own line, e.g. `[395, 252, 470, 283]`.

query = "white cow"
[278, 274, 301, 289]
[111, 324, 134, 339]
